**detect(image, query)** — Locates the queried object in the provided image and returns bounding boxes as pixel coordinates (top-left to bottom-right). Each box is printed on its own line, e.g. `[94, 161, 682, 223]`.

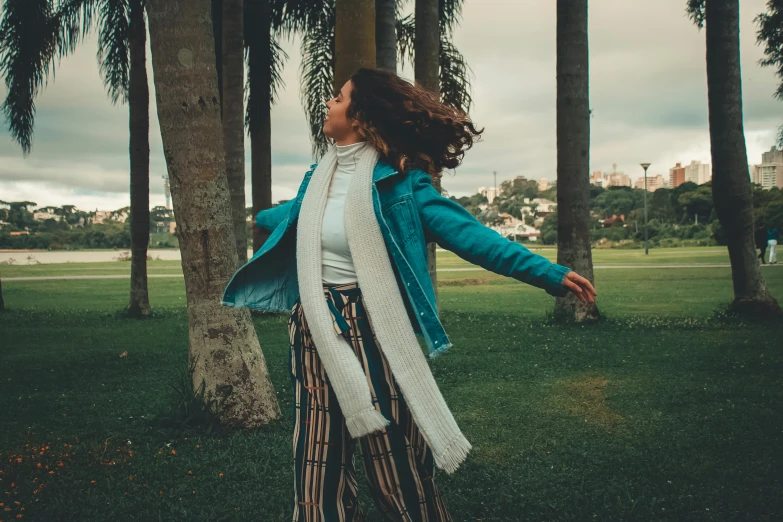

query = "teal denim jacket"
[222, 160, 571, 358]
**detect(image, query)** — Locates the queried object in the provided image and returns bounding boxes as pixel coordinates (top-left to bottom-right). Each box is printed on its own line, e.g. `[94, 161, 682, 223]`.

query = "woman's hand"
[562, 271, 597, 304]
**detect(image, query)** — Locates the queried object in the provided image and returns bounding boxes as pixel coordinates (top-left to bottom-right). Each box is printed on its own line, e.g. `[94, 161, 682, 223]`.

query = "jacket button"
[420, 312, 424, 316]
[435, 341, 439, 345]
[407, 283, 410, 286]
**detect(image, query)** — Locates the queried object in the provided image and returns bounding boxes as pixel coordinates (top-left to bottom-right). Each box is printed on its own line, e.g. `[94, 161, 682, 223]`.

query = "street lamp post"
[640, 163, 651, 255]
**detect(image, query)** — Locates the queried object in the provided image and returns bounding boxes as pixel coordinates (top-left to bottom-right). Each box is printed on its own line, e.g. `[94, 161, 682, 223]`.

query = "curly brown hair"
[346, 68, 483, 179]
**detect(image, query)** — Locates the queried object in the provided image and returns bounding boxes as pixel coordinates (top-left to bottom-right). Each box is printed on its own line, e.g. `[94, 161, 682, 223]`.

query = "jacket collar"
[307, 158, 397, 184]
[373, 160, 398, 183]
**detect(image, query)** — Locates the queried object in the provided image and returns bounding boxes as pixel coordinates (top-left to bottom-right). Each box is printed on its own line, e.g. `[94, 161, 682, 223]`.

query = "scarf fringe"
[345, 408, 391, 437]
[433, 433, 473, 475]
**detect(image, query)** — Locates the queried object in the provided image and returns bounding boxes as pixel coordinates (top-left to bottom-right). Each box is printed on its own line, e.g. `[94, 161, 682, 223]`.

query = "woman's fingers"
[563, 272, 596, 304]
[567, 271, 597, 297]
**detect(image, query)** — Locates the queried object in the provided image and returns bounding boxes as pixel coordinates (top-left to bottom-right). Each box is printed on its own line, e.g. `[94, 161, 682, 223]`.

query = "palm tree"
[687, 0, 780, 316]
[375, 0, 397, 71]
[335, 0, 375, 90]
[146, 0, 281, 427]
[0, 0, 152, 317]
[414, 0, 441, 309]
[220, 0, 248, 264]
[246, 0, 274, 252]
[554, 0, 599, 322]
[755, 0, 783, 148]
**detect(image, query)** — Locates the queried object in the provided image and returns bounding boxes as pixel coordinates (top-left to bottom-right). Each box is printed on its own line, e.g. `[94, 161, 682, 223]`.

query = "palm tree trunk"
[246, 0, 273, 253]
[127, 0, 151, 318]
[0, 278, 5, 311]
[554, 0, 599, 322]
[375, 0, 396, 72]
[415, 0, 440, 311]
[334, 0, 376, 92]
[704, 0, 780, 315]
[221, 0, 248, 265]
[146, 0, 281, 428]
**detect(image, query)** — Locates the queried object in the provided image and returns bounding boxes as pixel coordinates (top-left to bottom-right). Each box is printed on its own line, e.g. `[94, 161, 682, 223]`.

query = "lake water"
[0, 247, 502, 265]
[0, 249, 252, 265]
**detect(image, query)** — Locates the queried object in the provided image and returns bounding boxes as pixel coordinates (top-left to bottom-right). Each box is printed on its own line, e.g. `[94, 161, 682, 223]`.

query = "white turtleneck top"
[321, 141, 368, 284]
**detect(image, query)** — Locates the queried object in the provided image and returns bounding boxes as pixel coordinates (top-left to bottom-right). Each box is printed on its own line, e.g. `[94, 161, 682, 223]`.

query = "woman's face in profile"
[323, 80, 357, 142]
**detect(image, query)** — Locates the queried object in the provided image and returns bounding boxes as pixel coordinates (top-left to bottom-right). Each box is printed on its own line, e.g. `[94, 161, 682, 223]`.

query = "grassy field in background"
[1, 247, 782, 521]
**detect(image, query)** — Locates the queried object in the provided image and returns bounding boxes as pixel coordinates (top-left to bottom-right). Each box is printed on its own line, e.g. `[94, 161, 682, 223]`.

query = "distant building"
[32, 210, 59, 221]
[485, 187, 499, 204]
[92, 210, 112, 224]
[605, 172, 632, 187]
[752, 164, 782, 189]
[751, 147, 783, 190]
[489, 213, 540, 242]
[168, 221, 177, 234]
[531, 198, 556, 217]
[0, 202, 10, 211]
[762, 146, 783, 164]
[633, 175, 668, 192]
[537, 178, 551, 191]
[590, 171, 604, 186]
[512, 175, 528, 190]
[684, 160, 711, 185]
[669, 162, 686, 188]
[111, 209, 130, 223]
[602, 214, 625, 227]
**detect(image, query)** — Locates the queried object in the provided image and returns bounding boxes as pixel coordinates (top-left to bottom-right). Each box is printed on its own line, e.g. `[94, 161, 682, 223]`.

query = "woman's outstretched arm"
[412, 170, 595, 303]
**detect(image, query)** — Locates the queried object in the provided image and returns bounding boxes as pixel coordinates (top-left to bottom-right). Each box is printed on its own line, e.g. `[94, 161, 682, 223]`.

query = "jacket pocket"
[383, 196, 419, 245]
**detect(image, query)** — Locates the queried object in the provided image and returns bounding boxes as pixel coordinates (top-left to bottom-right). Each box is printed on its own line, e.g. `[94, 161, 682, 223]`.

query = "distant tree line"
[453, 182, 783, 248]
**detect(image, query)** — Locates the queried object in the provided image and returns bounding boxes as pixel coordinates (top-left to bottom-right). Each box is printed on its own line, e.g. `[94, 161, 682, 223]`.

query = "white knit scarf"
[295, 143, 471, 474]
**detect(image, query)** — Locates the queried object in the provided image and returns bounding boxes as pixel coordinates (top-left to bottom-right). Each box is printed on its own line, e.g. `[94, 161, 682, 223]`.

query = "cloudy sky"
[0, 0, 781, 211]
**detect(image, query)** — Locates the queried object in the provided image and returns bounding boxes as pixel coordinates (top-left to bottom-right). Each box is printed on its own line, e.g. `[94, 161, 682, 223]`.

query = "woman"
[223, 68, 596, 522]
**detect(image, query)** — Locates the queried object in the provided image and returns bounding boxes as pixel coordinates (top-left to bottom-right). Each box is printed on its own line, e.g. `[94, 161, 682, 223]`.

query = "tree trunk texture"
[554, 0, 599, 322]
[0, 278, 4, 311]
[375, 0, 397, 72]
[146, 0, 281, 428]
[415, 0, 441, 312]
[127, 0, 151, 318]
[246, 0, 273, 253]
[222, 0, 248, 265]
[704, 0, 780, 316]
[334, 0, 376, 93]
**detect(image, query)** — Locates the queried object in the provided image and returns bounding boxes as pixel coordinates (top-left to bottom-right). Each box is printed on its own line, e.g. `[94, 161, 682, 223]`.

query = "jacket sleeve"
[411, 171, 571, 297]
[255, 200, 295, 232]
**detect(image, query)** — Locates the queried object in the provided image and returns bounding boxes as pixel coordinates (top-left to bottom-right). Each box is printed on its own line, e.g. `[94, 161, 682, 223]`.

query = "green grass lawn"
[1, 248, 782, 521]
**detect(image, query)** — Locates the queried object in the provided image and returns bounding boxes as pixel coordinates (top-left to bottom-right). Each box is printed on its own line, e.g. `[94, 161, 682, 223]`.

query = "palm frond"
[53, 0, 96, 55]
[243, 32, 288, 132]
[0, 0, 61, 154]
[755, 3, 783, 101]
[272, 0, 327, 36]
[439, 35, 472, 114]
[270, 34, 288, 104]
[299, 0, 334, 159]
[777, 122, 783, 149]
[686, 0, 705, 28]
[438, 0, 463, 34]
[396, 13, 414, 69]
[97, 0, 130, 104]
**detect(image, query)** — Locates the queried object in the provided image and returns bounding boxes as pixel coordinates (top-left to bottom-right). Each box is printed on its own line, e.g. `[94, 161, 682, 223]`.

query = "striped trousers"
[287, 282, 452, 522]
